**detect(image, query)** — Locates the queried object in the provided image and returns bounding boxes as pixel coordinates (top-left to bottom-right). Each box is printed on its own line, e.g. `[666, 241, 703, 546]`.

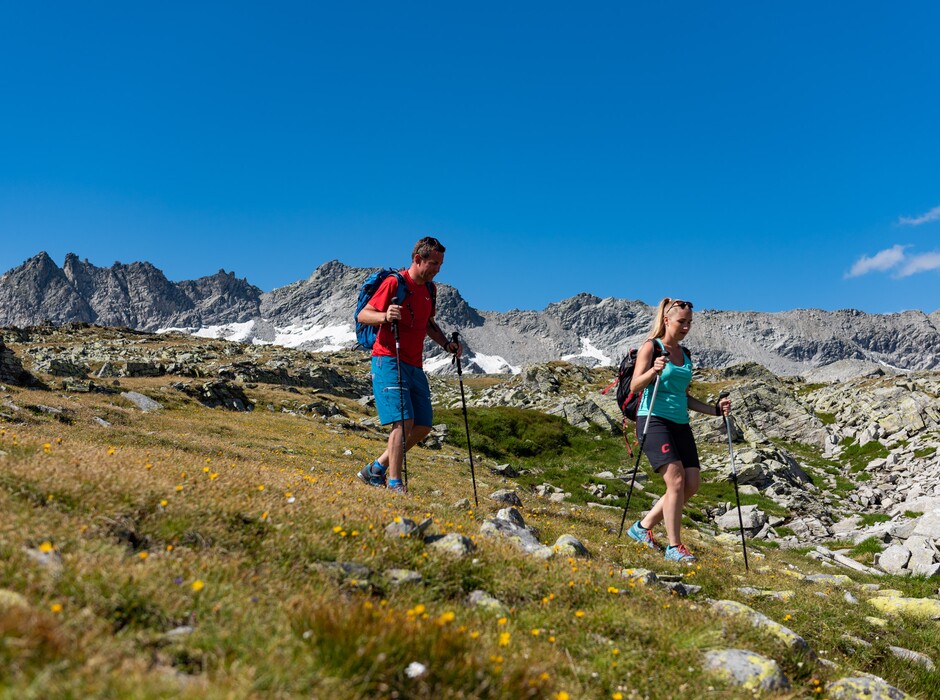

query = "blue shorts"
[371, 355, 433, 427]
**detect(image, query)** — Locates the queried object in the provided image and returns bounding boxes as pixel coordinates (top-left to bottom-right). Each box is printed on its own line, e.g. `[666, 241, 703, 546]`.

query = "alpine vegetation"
[1, 324, 939, 698]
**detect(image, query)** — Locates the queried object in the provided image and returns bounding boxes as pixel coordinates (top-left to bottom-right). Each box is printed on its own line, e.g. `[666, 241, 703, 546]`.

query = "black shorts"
[636, 415, 701, 471]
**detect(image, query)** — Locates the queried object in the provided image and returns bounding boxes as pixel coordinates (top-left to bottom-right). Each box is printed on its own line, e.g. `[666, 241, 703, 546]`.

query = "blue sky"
[2, 2, 939, 314]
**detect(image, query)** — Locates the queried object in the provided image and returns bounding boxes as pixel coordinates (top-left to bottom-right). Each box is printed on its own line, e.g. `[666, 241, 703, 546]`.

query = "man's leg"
[378, 419, 426, 481]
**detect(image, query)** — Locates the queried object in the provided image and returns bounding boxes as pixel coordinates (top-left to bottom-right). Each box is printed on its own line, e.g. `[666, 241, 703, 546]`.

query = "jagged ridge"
[1, 253, 938, 376]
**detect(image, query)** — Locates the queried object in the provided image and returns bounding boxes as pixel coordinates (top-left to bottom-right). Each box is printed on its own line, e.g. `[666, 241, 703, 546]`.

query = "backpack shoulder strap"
[391, 271, 408, 306]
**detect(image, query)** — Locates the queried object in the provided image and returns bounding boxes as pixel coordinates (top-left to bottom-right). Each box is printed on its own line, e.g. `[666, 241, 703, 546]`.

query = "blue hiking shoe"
[386, 479, 407, 495]
[664, 544, 696, 563]
[356, 460, 387, 488]
[626, 521, 662, 551]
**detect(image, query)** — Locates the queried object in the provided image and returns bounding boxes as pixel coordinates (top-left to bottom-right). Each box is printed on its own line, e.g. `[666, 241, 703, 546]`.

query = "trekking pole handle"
[450, 332, 463, 375]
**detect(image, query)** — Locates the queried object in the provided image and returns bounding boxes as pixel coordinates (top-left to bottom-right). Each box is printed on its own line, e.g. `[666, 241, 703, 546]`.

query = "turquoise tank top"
[636, 339, 692, 424]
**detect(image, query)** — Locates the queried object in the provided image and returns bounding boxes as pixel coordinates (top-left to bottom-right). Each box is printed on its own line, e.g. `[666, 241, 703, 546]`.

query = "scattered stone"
[805, 572, 853, 586]
[384, 517, 433, 539]
[466, 590, 509, 615]
[318, 561, 373, 589]
[702, 648, 790, 692]
[867, 596, 940, 619]
[425, 533, 475, 558]
[489, 489, 522, 507]
[93, 416, 112, 428]
[736, 587, 795, 602]
[385, 569, 424, 587]
[715, 504, 767, 534]
[553, 534, 590, 558]
[877, 544, 912, 575]
[841, 634, 872, 651]
[827, 674, 916, 700]
[709, 599, 816, 659]
[173, 380, 253, 411]
[452, 498, 472, 510]
[385, 518, 419, 539]
[887, 645, 935, 671]
[661, 581, 702, 597]
[121, 391, 163, 412]
[491, 464, 519, 478]
[619, 568, 658, 586]
[480, 508, 552, 559]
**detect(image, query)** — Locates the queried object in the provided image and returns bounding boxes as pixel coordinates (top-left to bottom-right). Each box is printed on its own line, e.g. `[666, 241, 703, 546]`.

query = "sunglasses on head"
[669, 300, 693, 310]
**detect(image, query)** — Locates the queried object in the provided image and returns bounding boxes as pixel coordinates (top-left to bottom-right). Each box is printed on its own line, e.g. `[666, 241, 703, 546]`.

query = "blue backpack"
[354, 269, 437, 350]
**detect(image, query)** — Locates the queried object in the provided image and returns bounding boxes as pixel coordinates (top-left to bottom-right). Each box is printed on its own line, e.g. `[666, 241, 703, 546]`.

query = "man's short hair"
[413, 236, 446, 260]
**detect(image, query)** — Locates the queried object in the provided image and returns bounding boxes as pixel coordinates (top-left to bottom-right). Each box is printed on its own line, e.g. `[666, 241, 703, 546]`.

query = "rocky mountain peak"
[1, 252, 938, 378]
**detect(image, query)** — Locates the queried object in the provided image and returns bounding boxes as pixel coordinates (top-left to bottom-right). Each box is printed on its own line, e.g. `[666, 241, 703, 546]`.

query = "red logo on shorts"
[661, 444, 671, 454]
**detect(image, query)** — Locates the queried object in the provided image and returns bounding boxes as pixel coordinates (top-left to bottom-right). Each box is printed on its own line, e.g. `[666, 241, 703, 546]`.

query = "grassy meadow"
[1, 344, 939, 699]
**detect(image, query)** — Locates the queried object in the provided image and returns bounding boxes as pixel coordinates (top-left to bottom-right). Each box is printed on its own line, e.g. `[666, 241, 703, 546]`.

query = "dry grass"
[1, 333, 938, 698]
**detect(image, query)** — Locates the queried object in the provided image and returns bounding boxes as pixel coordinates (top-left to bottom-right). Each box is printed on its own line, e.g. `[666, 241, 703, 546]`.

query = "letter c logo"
[661, 443, 671, 454]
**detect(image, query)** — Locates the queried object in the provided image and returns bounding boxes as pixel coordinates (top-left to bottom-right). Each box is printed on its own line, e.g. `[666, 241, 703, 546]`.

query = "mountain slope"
[1, 253, 938, 376]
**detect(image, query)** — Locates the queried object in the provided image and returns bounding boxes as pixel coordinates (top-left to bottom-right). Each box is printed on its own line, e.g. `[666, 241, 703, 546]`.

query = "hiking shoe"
[356, 461, 386, 488]
[387, 481, 408, 495]
[626, 521, 662, 551]
[664, 544, 696, 563]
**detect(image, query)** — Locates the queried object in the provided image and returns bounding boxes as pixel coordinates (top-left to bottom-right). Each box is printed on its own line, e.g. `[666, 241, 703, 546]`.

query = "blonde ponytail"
[646, 297, 671, 340]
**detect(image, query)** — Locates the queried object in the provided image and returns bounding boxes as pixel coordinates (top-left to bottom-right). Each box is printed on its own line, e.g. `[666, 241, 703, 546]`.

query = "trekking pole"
[618, 372, 662, 537]
[720, 390, 749, 572]
[392, 321, 408, 489]
[451, 331, 479, 507]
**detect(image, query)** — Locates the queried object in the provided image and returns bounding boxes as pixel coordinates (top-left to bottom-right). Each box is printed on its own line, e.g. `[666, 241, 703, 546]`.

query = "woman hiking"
[626, 298, 731, 562]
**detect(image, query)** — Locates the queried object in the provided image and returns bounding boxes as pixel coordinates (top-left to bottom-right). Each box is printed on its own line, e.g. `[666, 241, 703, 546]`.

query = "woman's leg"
[683, 467, 701, 505]
[639, 461, 685, 546]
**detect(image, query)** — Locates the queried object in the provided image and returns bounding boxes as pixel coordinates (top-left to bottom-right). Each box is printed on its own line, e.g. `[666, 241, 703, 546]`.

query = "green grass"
[2, 328, 939, 699]
[849, 536, 885, 563]
[839, 437, 889, 473]
[435, 406, 630, 506]
[435, 406, 574, 459]
[859, 513, 891, 527]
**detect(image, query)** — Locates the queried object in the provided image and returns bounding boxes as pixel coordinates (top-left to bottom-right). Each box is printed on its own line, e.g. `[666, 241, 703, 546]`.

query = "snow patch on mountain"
[160, 320, 355, 351]
[562, 337, 612, 366]
[271, 323, 355, 351]
[424, 351, 519, 375]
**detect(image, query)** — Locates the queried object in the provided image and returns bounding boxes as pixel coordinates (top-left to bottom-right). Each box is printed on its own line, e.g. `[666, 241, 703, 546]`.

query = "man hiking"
[356, 236, 461, 494]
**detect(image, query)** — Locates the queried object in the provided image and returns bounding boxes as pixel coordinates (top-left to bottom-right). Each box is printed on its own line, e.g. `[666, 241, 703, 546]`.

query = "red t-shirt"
[368, 270, 433, 367]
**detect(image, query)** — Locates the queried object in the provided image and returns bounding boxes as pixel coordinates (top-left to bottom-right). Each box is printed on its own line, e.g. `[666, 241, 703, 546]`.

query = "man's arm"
[427, 318, 460, 354]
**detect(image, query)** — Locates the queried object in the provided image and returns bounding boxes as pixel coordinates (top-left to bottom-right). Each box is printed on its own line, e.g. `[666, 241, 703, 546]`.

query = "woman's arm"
[688, 394, 731, 416]
[630, 340, 668, 392]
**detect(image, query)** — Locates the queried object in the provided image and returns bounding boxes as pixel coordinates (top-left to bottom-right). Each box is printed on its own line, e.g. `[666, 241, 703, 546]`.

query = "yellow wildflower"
[437, 611, 456, 625]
